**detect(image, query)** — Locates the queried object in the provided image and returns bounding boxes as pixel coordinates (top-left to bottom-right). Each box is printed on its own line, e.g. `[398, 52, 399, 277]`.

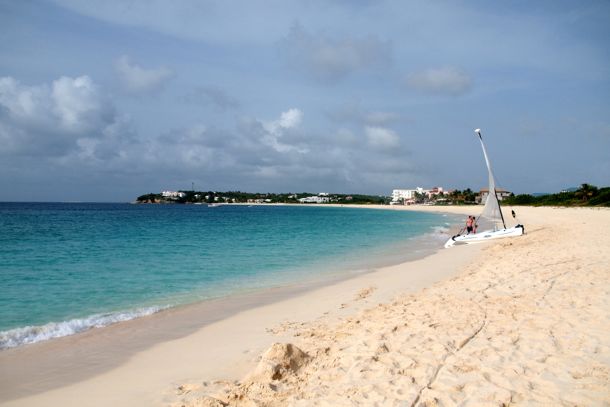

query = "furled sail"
[475, 129, 506, 232]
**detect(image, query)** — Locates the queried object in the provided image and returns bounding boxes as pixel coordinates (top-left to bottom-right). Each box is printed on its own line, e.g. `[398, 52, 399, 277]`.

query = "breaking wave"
[0, 306, 166, 350]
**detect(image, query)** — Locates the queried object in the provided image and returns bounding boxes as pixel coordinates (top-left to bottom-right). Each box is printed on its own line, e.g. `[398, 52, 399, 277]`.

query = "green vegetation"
[503, 184, 610, 207]
[442, 188, 478, 205]
[135, 191, 390, 205]
[136, 183, 610, 207]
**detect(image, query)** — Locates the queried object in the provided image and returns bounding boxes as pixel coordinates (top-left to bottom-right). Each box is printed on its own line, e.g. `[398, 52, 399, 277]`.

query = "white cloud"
[0, 75, 125, 157]
[406, 67, 472, 96]
[114, 55, 173, 94]
[365, 126, 400, 150]
[52, 76, 105, 132]
[0, 76, 413, 197]
[264, 108, 303, 133]
[279, 23, 391, 82]
[0, 76, 53, 127]
[261, 108, 307, 153]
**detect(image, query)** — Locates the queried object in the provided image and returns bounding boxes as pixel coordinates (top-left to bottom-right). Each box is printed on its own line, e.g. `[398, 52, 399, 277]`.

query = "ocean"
[0, 203, 456, 349]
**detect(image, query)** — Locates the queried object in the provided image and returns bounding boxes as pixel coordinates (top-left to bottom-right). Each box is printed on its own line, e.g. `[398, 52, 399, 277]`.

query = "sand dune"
[173, 207, 610, 406]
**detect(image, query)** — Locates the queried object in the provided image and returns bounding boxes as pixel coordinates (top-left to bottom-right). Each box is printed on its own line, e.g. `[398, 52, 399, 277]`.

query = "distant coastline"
[135, 183, 610, 207]
[135, 190, 390, 205]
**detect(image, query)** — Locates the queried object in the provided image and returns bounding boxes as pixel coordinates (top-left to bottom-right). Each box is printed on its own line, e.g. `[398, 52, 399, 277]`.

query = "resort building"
[426, 187, 446, 198]
[392, 187, 450, 204]
[479, 188, 512, 203]
[391, 188, 423, 204]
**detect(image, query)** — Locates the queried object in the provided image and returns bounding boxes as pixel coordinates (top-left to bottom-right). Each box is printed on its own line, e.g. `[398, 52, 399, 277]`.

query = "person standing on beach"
[466, 216, 474, 234]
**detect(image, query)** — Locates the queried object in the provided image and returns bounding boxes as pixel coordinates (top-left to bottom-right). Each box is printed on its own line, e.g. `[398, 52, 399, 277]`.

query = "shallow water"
[0, 203, 457, 348]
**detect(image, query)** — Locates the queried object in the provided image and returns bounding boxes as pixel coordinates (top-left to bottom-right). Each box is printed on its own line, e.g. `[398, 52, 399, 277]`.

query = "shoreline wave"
[0, 306, 166, 350]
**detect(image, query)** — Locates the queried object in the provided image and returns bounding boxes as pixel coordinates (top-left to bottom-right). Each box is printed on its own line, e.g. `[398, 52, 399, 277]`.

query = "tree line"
[502, 184, 609, 207]
[136, 191, 389, 205]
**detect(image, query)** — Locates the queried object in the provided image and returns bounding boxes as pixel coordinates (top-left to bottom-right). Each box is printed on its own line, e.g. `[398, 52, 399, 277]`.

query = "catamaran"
[445, 129, 524, 248]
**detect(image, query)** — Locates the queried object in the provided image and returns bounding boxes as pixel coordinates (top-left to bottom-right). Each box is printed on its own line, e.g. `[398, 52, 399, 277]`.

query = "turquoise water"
[0, 203, 454, 349]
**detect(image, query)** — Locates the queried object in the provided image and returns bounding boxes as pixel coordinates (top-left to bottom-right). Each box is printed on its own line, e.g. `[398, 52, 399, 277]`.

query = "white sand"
[171, 206, 610, 406]
[2, 206, 609, 406]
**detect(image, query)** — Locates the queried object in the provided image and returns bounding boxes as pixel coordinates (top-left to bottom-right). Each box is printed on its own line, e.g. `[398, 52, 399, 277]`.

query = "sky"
[0, 0, 609, 202]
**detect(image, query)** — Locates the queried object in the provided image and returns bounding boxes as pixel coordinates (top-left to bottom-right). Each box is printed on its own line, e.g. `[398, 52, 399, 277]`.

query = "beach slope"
[174, 206, 610, 406]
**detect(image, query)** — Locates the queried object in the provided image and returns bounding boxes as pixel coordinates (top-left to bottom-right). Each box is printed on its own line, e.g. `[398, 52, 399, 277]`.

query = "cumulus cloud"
[264, 108, 302, 133]
[139, 107, 411, 191]
[406, 67, 472, 96]
[0, 74, 413, 198]
[0, 75, 123, 157]
[115, 55, 173, 94]
[279, 23, 391, 82]
[51, 76, 107, 132]
[0, 77, 50, 124]
[138, 108, 309, 176]
[261, 108, 307, 153]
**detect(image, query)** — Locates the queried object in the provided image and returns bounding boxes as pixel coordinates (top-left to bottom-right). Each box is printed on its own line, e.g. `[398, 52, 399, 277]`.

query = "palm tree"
[576, 183, 598, 202]
[463, 188, 476, 203]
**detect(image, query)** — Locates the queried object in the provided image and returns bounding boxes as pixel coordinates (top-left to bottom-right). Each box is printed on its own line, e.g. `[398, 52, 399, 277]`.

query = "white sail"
[475, 129, 505, 232]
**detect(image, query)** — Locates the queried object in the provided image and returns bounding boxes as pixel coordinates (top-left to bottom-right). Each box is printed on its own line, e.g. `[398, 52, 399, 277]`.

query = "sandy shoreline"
[1, 205, 609, 406]
[174, 205, 609, 406]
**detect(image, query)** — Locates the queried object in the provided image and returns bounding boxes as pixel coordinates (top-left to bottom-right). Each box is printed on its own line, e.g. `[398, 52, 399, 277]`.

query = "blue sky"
[1, 0, 608, 201]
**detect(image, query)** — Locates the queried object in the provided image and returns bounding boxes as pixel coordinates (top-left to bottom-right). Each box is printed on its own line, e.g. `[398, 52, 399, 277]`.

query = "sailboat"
[444, 129, 524, 248]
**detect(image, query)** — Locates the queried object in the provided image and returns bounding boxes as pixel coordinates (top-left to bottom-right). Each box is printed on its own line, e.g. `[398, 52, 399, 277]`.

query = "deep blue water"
[0, 203, 453, 348]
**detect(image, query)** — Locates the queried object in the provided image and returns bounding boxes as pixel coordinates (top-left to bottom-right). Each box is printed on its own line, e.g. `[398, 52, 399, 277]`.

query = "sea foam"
[0, 306, 165, 350]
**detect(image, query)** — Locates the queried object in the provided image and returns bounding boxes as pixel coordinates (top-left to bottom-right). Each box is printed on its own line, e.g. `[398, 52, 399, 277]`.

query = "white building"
[391, 188, 425, 204]
[162, 191, 186, 199]
[391, 187, 448, 204]
[298, 196, 330, 204]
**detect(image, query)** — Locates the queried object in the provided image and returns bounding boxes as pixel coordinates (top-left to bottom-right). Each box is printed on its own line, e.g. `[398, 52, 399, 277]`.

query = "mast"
[475, 129, 506, 230]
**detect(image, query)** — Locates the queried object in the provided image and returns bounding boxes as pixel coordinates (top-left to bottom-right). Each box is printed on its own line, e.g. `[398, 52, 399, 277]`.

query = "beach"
[1, 205, 609, 406]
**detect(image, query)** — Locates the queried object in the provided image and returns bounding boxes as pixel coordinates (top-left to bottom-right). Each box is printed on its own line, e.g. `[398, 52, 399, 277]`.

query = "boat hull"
[444, 225, 524, 248]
